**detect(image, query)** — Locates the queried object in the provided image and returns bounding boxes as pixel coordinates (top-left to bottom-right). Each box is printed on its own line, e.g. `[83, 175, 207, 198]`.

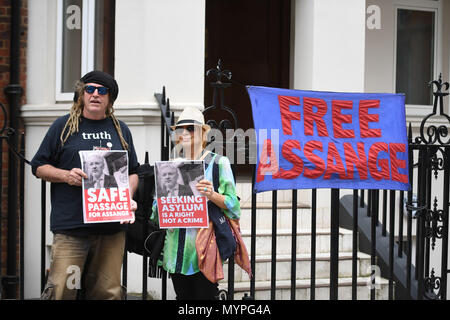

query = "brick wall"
[0, 0, 27, 295]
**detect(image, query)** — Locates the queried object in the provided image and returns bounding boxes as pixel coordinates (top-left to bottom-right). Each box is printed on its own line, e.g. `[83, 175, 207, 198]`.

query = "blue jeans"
[41, 231, 125, 300]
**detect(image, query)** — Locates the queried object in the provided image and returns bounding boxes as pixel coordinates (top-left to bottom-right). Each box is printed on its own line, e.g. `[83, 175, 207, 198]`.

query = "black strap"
[205, 154, 236, 261]
[212, 157, 220, 192]
[202, 152, 220, 192]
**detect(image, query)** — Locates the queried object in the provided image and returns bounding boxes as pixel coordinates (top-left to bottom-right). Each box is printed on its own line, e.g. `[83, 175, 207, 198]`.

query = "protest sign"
[247, 86, 409, 192]
[154, 160, 208, 228]
[80, 150, 134, 223]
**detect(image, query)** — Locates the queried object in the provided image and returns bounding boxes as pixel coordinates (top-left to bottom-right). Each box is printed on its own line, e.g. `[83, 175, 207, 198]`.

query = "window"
[394, 0, 441, 107]
[395, 9, 435, 105]
[56, 0, 115, 101]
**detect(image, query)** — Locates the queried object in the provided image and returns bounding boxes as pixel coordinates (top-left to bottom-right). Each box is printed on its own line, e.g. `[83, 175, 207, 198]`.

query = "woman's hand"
[196, 179, 214, 199]
[196, 180, 228, 209]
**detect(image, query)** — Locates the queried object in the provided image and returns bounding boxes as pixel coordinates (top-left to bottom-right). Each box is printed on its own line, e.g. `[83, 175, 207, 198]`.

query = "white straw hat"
[171, 107, 211, 131]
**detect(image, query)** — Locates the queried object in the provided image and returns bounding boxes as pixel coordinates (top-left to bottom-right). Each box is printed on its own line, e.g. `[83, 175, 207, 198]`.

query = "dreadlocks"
[60, 81, 129, 150]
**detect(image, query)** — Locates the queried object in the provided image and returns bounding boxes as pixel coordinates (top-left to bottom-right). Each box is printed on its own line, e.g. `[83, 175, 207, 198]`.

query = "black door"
[205, 0, 291, 174]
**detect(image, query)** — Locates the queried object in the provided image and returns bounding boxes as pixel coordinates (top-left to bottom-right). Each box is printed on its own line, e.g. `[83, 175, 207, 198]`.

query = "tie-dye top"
[150, 153, 240, 275]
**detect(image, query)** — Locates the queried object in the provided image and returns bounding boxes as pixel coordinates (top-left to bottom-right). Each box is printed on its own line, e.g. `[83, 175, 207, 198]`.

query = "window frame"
[55, 0, 96, 101]
[393, 0, 442, 113]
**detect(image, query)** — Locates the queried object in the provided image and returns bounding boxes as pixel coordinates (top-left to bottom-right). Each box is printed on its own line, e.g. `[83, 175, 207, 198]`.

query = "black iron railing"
[150, 70, 450, 301]
[340, 75, 450, 300]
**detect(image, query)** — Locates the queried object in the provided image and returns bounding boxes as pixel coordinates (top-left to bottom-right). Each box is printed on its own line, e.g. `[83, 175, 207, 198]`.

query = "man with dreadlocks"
[31, 71, 140, 300]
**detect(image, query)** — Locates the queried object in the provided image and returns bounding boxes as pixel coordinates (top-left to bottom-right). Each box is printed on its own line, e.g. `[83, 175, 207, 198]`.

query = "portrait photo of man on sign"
[156, 161, 195, 197]
[82, 151, 118, 189]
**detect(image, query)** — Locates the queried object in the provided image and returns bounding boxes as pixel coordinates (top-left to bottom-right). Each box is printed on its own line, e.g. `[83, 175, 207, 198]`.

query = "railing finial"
[417, 75, 450, 145]
[203, 59, 238, 135]
[206, 59, 232, 84]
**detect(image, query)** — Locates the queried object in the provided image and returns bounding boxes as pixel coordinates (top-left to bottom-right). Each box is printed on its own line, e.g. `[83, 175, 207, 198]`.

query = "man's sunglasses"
[175, 125, 195, 132]
[84, 85, 109, 95]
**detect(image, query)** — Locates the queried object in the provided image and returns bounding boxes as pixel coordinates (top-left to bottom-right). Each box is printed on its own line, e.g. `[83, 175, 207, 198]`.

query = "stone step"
[235, 183, 338, 211]
[236, 184, 417, 238]
[235, 182, 329, 204]
[219, 276, 389, 300]
[222, 252, 372, 283]
[240, 228, 354, 255]
[239, 207, 332, 231]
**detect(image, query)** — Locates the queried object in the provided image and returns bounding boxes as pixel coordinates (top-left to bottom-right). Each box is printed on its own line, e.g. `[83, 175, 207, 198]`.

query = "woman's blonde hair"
[60, 81, 129, 150]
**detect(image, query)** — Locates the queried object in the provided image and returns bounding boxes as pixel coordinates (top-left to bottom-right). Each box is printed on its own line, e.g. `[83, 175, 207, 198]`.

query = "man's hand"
[66, 168, 88, 187]
[36, 164, 87, 186]
[120, 199, 137, 224]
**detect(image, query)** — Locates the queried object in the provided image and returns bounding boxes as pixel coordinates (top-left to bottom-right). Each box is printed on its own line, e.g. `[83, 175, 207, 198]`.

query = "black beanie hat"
[73, 70, 119, 103]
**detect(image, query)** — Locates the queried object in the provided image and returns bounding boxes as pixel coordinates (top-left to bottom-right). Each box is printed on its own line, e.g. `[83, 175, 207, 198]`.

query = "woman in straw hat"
[150, 107, 251, 300]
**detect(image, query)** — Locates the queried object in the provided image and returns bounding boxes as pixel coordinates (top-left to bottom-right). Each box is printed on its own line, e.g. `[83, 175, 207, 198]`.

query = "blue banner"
[247, 86, 409, 193]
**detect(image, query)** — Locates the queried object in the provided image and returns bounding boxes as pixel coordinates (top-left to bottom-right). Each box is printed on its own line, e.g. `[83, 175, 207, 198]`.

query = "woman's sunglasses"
[84, 85, 109, 95]
[175, 125, 196, 133]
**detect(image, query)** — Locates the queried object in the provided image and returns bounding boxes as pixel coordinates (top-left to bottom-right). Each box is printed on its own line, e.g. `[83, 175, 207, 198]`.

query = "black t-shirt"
[31, 114, 140, 235]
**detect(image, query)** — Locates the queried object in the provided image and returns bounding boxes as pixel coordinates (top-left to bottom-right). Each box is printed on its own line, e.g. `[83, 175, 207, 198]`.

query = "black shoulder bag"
[206, 154, 237, 262]
[125, 163, 166, 278]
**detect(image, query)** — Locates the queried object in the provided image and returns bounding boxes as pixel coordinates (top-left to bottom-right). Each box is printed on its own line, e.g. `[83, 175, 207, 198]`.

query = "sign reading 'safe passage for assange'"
[247, 86, 410, 193]
[80, 150, 134, 224]
[154, 160, 208, 228]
